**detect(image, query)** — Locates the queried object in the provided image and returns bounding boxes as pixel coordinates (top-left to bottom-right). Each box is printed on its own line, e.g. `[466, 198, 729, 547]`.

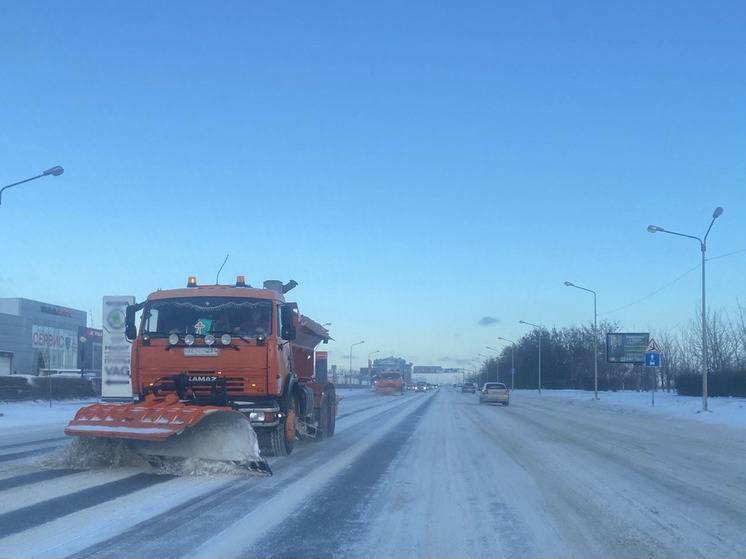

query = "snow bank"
[0, 399, 93, 432]
[515, 389, 746, 429]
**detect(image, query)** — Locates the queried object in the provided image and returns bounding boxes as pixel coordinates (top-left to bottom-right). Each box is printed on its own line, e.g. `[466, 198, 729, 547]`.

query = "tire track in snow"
[337, 394, 415, 419]
[466, 395, 746, 557]
[0, 436, 67, 451]
[72, 393, 426, 559]
[0, 445, 62, 463]
[0, 473, 173, 538]
[0, 469, 80, 492]
[245, 393, 436, 558]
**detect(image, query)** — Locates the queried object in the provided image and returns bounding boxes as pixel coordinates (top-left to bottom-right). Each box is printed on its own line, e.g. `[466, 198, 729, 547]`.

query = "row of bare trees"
[471, 302, 746, 393]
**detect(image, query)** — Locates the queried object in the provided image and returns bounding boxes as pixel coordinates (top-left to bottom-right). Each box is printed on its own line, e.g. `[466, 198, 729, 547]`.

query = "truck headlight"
[184, 334, 195, 346]
[204, 334, 215, 346]
[168, 333, 179, 346]
[249, 411, 266, 422]
[221, 334, 232, 346]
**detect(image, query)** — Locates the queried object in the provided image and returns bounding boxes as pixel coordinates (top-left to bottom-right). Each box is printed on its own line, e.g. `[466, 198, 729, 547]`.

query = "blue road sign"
[644, 351, 660, 368]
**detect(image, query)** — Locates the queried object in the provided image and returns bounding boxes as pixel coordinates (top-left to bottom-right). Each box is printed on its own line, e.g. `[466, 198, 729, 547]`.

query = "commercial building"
[0, 298, 101, 375]
[366, 356, 412, 384]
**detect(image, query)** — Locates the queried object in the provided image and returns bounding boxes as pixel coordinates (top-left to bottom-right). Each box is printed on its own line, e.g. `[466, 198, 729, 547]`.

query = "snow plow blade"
[65, 394, 271, 474]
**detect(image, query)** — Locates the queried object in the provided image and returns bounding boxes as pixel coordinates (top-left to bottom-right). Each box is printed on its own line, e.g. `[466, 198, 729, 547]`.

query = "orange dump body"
[64, 393, 232, 441]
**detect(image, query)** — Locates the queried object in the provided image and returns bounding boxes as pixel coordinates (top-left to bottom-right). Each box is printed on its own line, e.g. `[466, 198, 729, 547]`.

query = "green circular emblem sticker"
[107, 308, 125, 330]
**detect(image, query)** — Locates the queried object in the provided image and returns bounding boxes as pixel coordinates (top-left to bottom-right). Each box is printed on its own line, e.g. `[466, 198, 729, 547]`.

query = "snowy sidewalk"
[0, 399, 95, 433]
[514, 389, 746, 430]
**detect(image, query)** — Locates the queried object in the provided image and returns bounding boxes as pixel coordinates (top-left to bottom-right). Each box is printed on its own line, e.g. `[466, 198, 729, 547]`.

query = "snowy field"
[1, 387, 746, 558]
[514, 389, 746, 429]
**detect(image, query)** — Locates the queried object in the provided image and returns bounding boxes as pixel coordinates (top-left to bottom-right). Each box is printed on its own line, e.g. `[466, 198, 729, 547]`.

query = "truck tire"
[312, 400, 328, 442]
[260, 396, 296, 457]
[325, 397, 336, 437]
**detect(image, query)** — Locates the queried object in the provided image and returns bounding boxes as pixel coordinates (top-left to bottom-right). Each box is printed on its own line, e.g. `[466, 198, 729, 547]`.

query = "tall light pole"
[497, 337, 516, 389]
[1, 166, 64, 205]
[485, 346, 500, 382]
[564, 281, 598, 400]
[367, 349, 379, 383]
[648, 206, 724, 412]
[519, 320, 543, 394]
[477, 353, 490, 385]
[349, 340, 364, 384]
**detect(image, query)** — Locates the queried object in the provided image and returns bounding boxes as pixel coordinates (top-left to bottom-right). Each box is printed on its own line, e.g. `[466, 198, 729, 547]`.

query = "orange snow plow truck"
[65, 277, 335, 473]
[373, 371, 404, 395]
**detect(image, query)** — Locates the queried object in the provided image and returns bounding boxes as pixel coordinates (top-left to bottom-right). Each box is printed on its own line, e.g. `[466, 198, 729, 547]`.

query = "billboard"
[31, 325, 78, 370]
[102, 296, 135, 399]
[606, 333, 650, 364]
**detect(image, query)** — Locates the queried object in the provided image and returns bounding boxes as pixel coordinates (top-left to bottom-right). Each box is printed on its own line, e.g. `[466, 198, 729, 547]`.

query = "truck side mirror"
[280, 304, 297, 341]
[125, 305, 137, 341]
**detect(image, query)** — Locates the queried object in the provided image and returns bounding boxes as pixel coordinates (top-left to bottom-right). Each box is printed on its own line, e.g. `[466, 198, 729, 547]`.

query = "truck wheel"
[260, 396, 296, 457]
[325, 397, 336, 437]
[312, 401, 328, 442]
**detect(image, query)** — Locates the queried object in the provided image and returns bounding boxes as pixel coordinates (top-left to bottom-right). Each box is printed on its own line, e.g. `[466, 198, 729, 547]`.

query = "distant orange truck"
[373, 371, 404, 395]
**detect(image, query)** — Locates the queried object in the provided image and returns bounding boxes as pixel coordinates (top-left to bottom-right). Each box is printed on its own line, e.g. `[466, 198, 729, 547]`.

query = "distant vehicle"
[479, 382, 509, 406]
[373, 371, 404, 395]
[461, 382, 476, 393]
[413, 381, 429, 392]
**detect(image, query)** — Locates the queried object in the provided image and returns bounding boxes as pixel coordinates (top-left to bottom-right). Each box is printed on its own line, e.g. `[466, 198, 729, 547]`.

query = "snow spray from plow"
[65, 399, 271, 475]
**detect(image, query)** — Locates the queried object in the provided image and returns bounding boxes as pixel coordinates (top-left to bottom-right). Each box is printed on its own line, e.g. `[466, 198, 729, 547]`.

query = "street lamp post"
[519, 320, 543, 394]
[0, 166, 64, 205]
[497, 337, 516, 390]
[564, 281, 598, 400]
[349, 340, 364, 385]
[477, 353, 491, 386]
[485, 346, 501, 382]
[647, 207, 724, 412]
[367, 349, 380, 384]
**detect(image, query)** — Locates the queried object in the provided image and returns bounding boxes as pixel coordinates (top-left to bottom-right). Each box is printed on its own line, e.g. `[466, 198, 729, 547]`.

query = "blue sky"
[1, 1, 745, 370]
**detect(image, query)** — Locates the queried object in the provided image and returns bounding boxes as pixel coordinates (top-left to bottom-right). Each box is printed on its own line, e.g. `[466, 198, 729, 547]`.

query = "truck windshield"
[142, 297, 272, 337]
[380, 373, 401, 380]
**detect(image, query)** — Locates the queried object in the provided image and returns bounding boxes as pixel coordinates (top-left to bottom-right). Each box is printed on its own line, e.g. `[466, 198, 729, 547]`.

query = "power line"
[600, 264, 700, 316]
[707, 247, 746, 261]
[599, 246, 746, 316]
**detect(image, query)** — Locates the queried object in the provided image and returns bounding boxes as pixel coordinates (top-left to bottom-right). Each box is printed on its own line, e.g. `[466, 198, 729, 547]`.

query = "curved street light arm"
[0, 174, 45, 205]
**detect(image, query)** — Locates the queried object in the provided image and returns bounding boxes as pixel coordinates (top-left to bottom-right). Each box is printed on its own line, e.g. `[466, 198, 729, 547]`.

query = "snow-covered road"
[1, 388, 745, 558]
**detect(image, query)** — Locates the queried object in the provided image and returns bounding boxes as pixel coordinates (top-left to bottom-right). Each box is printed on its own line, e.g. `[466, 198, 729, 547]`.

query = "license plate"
[183, 347, 218, 357]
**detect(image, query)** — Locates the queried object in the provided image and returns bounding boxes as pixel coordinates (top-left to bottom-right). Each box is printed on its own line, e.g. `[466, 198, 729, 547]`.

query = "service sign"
[606, 332, 650, 364]
[101, 296, 135, 399]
